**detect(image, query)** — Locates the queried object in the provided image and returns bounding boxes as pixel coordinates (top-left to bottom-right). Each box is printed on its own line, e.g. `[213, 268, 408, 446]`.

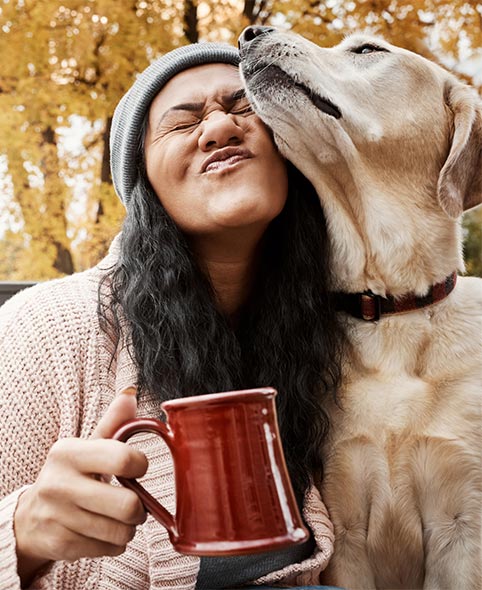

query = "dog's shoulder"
[428, 275, 482, 380]
[454, 275, 482, 303]
[449, 275, 482, 325]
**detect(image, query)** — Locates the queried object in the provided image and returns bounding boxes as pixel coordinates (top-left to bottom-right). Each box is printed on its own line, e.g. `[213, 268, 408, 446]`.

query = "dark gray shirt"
[195, 527, 316, 589]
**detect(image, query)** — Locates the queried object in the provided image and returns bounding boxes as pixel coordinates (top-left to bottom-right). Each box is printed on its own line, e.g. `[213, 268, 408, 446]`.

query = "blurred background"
[0, 0, 481, 281]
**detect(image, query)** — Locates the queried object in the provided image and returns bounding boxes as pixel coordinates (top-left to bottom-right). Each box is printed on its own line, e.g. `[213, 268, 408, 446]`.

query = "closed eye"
[351, 43, 389, 55]
[172, 122, 198, 131]
[232, 104, 253, 115]
[231, 99, 254, 115]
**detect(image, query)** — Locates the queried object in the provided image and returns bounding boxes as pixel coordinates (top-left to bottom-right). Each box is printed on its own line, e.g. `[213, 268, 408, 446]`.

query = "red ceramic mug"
[112, 387, 308, 556]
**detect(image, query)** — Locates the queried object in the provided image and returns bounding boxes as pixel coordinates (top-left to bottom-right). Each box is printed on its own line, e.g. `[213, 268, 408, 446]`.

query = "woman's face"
[144, 63, 288, 239]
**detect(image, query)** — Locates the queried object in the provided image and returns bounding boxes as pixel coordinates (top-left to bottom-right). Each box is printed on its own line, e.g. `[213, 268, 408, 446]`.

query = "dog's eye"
[351, 43, 388, 55]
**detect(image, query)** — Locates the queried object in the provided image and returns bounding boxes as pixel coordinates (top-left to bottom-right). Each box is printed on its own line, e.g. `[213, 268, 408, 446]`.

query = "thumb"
[92, 387, 138, 439]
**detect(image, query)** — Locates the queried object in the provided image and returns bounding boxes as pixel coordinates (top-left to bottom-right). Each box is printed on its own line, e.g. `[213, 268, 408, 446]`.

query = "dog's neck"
[311, 165, 464, 298]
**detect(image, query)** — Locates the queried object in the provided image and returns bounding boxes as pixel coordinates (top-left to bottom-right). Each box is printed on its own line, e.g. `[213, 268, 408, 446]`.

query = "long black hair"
[99, 140, 345, 502]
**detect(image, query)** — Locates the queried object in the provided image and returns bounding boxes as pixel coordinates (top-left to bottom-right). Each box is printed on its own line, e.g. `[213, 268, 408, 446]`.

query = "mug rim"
[161, 387, 277, 411]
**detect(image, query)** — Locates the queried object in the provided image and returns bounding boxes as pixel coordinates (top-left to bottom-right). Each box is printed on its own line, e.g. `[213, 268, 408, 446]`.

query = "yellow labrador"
[240, 27, 482, 590]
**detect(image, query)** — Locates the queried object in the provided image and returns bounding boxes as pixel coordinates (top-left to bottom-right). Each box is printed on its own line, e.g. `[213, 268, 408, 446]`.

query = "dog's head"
[239, 28, 481, 219]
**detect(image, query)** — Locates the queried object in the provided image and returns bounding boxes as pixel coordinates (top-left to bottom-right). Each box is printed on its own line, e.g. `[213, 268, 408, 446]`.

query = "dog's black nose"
[238, 26, 275, 49]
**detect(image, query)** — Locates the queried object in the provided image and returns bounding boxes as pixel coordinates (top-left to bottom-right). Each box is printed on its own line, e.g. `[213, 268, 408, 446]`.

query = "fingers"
[49, 437, 148, 480]
[15, 484, 132, 568]
[73, 480, 147, 525]
[92, 387, 138, 440]
[56, 505, 139, 547]
[36, 471, 147, 525]
[36, 439, 147, 524]
[14, 388, 151, 572]
[15, 470, 147, 567]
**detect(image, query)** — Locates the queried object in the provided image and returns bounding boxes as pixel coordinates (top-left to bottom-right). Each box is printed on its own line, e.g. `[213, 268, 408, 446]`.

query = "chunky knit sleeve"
[251, 484, 334, 586]
[0, 278, 100, 589]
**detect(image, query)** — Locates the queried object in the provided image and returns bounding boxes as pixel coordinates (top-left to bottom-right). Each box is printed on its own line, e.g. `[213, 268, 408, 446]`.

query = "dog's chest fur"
[321, 277, 481, 589]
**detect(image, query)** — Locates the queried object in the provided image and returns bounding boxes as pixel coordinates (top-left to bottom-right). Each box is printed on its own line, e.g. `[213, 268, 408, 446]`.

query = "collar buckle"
[361, 291, 381, 321]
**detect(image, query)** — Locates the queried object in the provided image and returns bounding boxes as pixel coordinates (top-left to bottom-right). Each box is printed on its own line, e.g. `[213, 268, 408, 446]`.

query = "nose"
[198, 112, 244, 152]
[238, 26, 275, 50]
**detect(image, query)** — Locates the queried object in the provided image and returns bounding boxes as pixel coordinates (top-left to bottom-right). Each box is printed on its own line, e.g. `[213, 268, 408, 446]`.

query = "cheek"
[254, 123, 288, 184]
[145, 143, 186, 202]
[265, 145, 289, 204]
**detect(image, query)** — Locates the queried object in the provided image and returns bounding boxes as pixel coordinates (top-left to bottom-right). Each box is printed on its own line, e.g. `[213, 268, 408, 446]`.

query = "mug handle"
[111, 418, 178, 541]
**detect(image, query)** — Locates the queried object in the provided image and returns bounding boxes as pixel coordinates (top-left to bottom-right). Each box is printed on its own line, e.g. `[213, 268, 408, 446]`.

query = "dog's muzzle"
[239, 27, 342, 120]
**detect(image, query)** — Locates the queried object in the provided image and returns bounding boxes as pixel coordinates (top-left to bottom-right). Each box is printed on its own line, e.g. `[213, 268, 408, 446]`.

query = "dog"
[239, 27, 482, 590]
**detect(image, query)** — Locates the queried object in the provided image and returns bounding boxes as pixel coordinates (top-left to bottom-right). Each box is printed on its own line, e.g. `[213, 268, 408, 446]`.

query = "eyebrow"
[155, 88, 247, 131]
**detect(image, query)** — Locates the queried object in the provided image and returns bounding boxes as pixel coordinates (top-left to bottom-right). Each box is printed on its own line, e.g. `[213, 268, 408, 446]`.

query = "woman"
[0, 42, 345, 589]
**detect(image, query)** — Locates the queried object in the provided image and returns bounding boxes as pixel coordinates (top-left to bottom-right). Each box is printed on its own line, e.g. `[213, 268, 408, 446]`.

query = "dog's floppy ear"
[437, 81, 482, 218]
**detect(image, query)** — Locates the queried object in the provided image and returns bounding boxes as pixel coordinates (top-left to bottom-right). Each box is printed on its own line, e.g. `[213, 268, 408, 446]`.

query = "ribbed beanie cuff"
[110, 43, 240, 207]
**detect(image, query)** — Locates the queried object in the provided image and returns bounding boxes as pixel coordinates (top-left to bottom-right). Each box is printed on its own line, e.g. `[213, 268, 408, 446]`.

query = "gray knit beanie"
[110, 43, 240, 207]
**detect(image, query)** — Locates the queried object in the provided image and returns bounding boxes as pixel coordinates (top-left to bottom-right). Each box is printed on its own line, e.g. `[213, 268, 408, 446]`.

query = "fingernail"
[121, 387, 137, 396]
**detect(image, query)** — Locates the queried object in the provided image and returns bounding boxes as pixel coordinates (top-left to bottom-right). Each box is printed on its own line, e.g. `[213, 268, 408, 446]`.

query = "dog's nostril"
[238, 26, 275, 48]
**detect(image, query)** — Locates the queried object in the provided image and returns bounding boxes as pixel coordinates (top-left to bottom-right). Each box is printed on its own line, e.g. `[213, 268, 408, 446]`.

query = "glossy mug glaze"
[112, 387, 308, 555]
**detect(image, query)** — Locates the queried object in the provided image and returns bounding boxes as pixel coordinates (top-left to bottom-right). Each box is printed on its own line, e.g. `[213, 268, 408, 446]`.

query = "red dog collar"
[335, 271, 457, 322]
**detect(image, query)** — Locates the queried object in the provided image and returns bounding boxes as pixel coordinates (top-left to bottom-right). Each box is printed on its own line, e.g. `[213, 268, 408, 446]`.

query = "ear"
[437, 80, 482, 218]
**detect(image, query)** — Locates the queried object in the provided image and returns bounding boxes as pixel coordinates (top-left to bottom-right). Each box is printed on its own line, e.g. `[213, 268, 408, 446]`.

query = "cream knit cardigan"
[0, 238, 334, 590]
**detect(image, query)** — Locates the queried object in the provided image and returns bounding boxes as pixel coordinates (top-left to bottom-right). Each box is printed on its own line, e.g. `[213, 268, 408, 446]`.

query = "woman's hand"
[14, 388, 148, 586]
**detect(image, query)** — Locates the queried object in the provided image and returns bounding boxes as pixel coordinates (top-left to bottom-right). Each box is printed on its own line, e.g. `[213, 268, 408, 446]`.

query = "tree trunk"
[184, 0, 199, 43]
[40, 126, 75, 275]
[95, 116, 114, 222]
[101, 116, 113, 184]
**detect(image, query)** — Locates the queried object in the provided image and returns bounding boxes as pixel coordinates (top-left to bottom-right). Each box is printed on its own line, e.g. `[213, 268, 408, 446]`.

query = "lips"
[201, 147, 253, 173]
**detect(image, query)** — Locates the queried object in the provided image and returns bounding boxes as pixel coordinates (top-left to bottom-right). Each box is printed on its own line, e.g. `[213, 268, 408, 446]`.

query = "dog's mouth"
[294, 80, 342, 119]
[250, 64, 342, 119]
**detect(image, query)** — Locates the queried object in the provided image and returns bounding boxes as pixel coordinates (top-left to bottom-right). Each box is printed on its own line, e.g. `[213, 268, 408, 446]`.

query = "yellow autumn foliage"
[0, 0, 480, 280]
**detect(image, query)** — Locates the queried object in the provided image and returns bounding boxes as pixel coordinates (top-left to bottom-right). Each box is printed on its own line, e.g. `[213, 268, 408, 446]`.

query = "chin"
[217, 204, 284, 230]
[213, 189, 286, 223]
